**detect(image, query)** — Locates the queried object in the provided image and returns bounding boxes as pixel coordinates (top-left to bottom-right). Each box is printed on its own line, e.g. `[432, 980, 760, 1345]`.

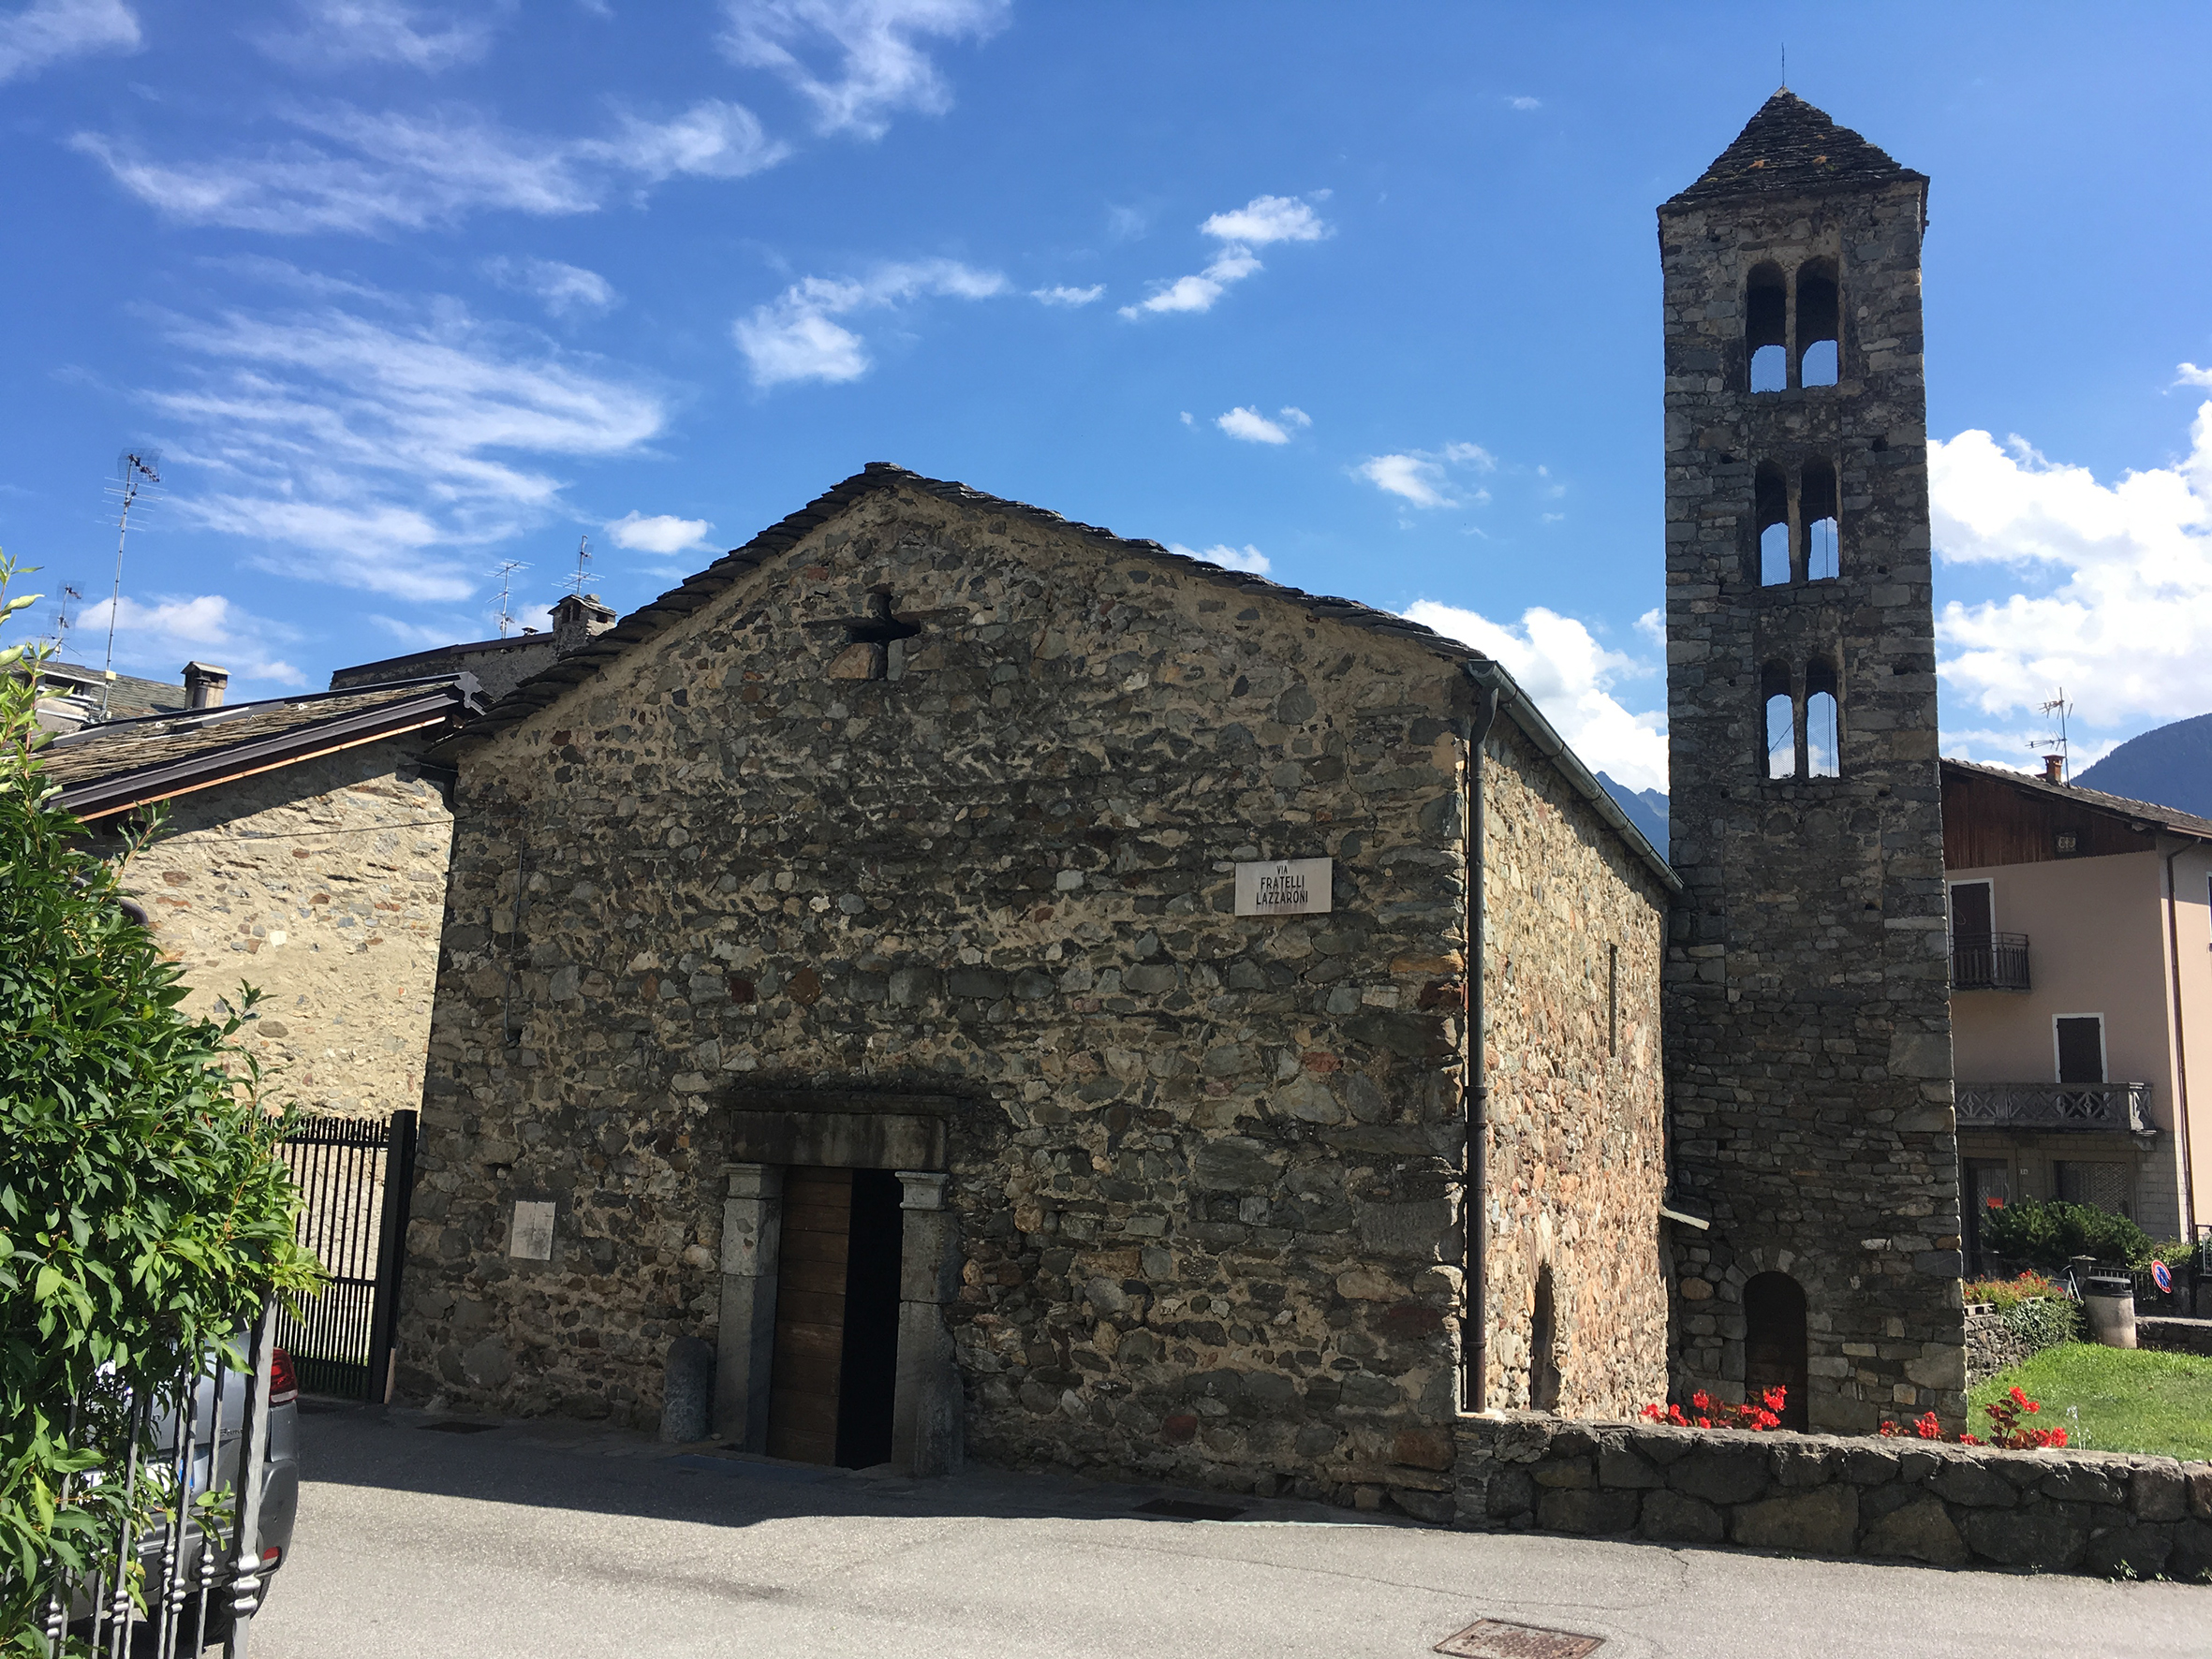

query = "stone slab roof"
[43, 675, 482, 821]
[24, 659, 188, 719]
[435, 462, 1680, 893]
[1662, 89, 1925, 212]
[1942, 756, 2212, 844]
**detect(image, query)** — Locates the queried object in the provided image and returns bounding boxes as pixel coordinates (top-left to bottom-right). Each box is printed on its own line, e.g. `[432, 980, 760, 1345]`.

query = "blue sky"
[6, 1, 2211, 793]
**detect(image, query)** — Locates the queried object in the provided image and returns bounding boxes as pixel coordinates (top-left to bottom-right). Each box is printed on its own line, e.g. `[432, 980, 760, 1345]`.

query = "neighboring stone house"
[41, 675, 482, 1119]
[332, 595, 618, 705]
[396, 463, 1678, 1510]
[22, 656, 193, 732]
[1942, 757, 2212, 1259]
[1659, 91, 1967, 1431]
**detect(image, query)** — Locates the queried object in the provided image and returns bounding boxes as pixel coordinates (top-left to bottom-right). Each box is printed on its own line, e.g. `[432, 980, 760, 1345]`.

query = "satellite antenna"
[98, 449, 161, 717]
[490, 560, 528, 638]
[2028, 687, 2072, 782]
[560, 534, 592, 597]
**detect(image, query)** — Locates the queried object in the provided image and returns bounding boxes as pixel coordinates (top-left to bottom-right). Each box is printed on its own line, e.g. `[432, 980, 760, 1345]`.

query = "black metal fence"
[275, 1111, 417, 1402]
[1951, 932, 2031, 991]
[32, 1305, 284, 1658]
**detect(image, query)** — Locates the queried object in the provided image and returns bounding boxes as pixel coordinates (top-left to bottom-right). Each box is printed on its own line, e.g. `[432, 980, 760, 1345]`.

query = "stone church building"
[395, 464, 1677, 1512]
[396, 88, 1969, 1506]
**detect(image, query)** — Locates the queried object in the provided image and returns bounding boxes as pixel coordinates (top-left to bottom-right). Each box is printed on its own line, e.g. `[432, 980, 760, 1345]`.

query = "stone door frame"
[712, 1091, 962, 1476]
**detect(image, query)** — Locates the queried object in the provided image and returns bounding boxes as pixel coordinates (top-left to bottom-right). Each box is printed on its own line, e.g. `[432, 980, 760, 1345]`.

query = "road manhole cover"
[1132, 1497, 1248, 1521]
[1434, 1619, 1604, 1658]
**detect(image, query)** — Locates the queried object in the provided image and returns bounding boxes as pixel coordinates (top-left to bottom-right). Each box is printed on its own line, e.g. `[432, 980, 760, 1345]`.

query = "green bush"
[1998, 1295, 2083, 1356]
[1979, 1196, 2155, 1271]
[0, 555, 319, 1649]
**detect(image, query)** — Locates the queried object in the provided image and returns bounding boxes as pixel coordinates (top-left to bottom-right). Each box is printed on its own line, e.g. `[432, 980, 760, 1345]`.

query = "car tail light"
[269, 1347, 299, 1407]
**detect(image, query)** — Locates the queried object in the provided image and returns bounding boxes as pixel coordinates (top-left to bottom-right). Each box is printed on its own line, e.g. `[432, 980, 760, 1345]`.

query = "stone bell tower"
[1659, 91, 1965, 1431]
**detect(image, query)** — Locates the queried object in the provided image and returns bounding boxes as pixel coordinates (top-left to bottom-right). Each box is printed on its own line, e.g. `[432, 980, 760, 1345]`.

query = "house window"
[2054, 1015, 2106, 1085]
[2053, 1160, 2131, 1220]
[1755, 461, 1791, 585]
[1800, 457, 1839, 580]
[1805, 661, 1840, 779]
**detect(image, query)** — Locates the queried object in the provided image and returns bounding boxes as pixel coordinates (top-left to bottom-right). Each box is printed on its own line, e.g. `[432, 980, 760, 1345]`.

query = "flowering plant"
[1879, 1387, 2067, 1449]
[1639, 1386, 1788, 1431]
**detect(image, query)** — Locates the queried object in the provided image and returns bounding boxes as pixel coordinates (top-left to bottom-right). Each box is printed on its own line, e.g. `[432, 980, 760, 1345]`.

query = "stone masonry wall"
[1457, 1413, 2212, 1579]
[1478, 726, 1670, 1419]
[115, 737, 454, 1119]
[1661, 154, 1965, 1428]
[395, 477, 1667, 1514]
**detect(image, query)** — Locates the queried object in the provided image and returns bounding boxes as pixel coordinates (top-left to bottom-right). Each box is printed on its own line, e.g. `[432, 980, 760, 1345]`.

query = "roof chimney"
[2042, 754, 2064, 785]
[183, 662, 229, 711]
[550, 593, 618, 659]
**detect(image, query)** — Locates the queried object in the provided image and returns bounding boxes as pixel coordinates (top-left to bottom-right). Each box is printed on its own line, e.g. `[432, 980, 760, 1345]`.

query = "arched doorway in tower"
[1743, 1271, 1808, 1431]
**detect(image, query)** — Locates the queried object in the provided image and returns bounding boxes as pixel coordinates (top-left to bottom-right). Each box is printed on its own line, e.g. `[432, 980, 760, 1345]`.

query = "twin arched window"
[1747, 257, 1839, 392]
[1754, 458, 1840, 586]
[1762, 659, 1841, 780]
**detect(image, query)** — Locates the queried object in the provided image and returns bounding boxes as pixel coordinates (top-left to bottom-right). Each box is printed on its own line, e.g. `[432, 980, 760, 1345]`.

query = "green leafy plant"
[1979, 1195, 2156, 1271]
[0, 553, 320, 1649]
[1962, 1270, 2060, 1312]
[1998, 1293, 2084, 1356]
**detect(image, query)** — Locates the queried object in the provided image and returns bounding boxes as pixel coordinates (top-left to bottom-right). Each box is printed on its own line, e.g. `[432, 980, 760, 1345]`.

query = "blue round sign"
[2152, 1260, 2174, 1294]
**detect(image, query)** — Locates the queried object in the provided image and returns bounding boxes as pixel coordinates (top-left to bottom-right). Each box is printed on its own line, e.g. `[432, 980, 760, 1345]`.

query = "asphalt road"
[254, 1403, 2212, 1659]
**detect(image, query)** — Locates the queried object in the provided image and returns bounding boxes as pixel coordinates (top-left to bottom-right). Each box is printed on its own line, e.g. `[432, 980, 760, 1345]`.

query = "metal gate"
[277, 1110, 418, 1402]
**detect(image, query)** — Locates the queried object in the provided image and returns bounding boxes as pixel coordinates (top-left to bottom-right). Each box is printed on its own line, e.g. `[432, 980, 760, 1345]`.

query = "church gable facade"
[396, 465, 1673, 1512]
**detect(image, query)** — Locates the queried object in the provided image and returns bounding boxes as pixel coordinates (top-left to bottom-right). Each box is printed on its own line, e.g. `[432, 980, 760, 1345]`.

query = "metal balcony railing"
[1955, 1081, 2154, 1133]
[1951, 932, 2030, 991]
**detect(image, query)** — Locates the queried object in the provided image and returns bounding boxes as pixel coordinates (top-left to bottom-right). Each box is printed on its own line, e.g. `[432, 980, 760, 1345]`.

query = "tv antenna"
[490, 559, 528, 638]
[2028, 687, 2073, 782]
[98, 449, 161, 717]
[559, 534, 592, 597]
[51, 583, 83, 653]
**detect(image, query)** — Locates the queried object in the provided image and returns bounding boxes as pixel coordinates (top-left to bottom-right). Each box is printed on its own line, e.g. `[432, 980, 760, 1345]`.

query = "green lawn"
[1969, 1342, 2212, 1461]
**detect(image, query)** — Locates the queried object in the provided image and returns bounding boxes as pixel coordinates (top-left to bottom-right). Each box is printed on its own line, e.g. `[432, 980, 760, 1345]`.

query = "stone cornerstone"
[394, 464, 1672, 1511]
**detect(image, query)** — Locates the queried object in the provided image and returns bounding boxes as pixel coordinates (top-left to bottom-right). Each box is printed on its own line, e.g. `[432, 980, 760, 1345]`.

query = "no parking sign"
[2152, 1259, 2174, 1294]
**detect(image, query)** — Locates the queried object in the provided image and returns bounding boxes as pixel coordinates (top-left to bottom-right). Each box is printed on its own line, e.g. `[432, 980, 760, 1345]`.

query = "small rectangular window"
[1948, 881, 1993, 941]
[2053, 1160, 2131, 1219]
[1606, 943, 1619, 1058]
[2055, 1015, 2105, 1085]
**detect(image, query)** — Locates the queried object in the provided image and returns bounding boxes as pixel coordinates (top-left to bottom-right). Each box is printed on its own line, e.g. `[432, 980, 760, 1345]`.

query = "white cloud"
[256, 0, 499, 71]
[1930, 399, 2212, 759]
[1358, 453, 1451, 507]
[1169, 541, 1271, 576]
[733, 258, 1006, 388]
[1278, 405, 1311, 429]
[720, 0, 1009, 139]
[1356, 442, 1495, 508]
[74, 99, 788, 235]
[2177, 363, 2212, 388]
[1031, 284, 1103, 306]
[485, 256, 618, 318]
[1508, 95, 1541, 110]
[1636, 607, 1664, 646]
[606, 509, 715, 555]
[76, 593, 306, 687]
[1406, 600, 1668, 793]
[0, 0, 138, 84]
[1217, 406, 1291, 445]
[1197, 195, 1329, 246]
[146, 292, 667, 602]
[1178, 411, 1192, 425]
[1120, 193, 1330, 319]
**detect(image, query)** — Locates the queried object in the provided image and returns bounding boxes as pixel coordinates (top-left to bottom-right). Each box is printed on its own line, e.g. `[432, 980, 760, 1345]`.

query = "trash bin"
[2081, 1271, 2138, 1350]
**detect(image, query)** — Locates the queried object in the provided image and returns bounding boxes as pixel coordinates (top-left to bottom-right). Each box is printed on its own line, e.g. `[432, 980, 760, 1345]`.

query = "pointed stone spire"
[1664, 89, 1924, 210]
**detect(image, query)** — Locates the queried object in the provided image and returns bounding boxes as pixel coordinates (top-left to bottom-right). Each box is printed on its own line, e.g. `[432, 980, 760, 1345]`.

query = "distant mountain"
[2072, 712, 2212, 818]
[1598, 772, 1670, 853]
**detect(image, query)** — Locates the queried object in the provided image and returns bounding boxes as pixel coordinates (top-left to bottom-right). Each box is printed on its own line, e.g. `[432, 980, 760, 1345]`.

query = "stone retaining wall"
[1456, 1413, 2212, 1578]
[2141, 1318, 2212, 1358]
[1964, 1298, 2080, 1385]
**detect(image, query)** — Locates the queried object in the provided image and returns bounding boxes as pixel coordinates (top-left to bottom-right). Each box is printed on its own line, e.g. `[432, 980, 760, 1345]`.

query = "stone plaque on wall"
[509, 1199, 555, 1260]
[1234, 858, 1333, 917]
